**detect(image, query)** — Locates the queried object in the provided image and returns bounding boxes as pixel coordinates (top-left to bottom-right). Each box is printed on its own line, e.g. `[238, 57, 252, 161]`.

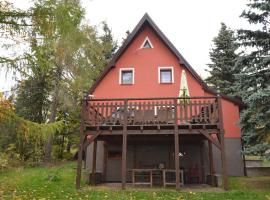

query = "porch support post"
[217, 95, 228, 190]
[220, 132, 228, 190]
[174, 99, 180, 189]
[76, 99, 87, 189]
[121, 99, 128, 189]
[200, 142, 205, 184]
[91, 139, 97, 185]
[208, 140, 215, 187]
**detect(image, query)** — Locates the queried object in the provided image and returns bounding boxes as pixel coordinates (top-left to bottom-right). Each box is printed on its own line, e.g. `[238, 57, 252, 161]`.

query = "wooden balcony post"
[200, 142, 205, 184]
[76, 99, 87, 189]
[121, 99, 128, 189]
[91, 139, 97, 185]
[208, 140, 215, 186]
[173, 99, 180, 189]
[217, 95, 228, 190]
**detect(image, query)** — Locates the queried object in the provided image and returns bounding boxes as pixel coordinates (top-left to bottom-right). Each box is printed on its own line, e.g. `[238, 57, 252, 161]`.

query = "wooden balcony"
[83, 96, 222, 133]
[77, 96, 227, 191]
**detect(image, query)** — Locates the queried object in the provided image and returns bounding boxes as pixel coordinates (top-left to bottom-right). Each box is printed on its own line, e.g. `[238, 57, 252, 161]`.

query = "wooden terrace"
[76, 96, 228, 190]
[84, 96, 220, 132]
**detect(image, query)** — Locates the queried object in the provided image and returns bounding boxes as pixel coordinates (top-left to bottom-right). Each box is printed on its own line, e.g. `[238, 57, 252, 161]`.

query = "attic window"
[158, 67, 174, 83]
[119, 68, 134, 84]
[140, 37, 153, 48]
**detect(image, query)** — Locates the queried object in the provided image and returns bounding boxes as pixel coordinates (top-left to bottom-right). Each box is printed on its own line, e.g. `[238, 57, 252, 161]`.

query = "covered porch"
[86, 134, 218, 188]
[76, 96, 228, 190]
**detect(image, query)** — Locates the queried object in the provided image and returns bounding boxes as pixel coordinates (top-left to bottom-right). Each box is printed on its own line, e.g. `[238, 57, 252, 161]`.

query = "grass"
[0, 162, 269, 200]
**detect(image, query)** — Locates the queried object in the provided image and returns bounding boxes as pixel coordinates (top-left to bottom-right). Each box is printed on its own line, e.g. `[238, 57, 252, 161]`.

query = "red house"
[76, 13, 244, 190]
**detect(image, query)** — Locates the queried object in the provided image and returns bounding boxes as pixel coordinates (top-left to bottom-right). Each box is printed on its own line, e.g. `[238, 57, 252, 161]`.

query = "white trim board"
[119, 68, 135, 84]
[158, 66, 174, 83]
[140, 36, 154, 48]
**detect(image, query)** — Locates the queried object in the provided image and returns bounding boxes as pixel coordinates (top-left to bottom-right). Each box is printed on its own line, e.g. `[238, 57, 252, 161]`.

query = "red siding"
[92, 25, 241, 139]
[204, 92, 241, 138]
[93, 26, 204, 99]
[221, 99, 241, 138]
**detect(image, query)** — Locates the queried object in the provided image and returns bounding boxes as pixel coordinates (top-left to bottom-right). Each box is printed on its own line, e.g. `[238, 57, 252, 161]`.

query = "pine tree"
[205, 23, 239, 95]
[236, 0, 270, 158]
[100, 21, 118, 62]
[15, 76, 50, 124]
[0, 1, 31, 67]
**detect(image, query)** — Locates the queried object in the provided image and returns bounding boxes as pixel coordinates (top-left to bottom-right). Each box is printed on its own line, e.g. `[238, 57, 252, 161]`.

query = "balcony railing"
[83, 96, 220, 130]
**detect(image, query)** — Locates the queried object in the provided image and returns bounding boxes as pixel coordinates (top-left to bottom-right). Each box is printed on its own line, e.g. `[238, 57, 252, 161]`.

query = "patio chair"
[143, 109, 155, 124]
[157, 107, 168, 124]
[134, 110, 144, 124]
[167, 107, 174, 124]
[188, 164, 201, 184]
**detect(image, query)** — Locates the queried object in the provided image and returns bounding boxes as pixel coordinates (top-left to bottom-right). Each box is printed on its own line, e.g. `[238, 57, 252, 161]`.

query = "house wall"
[86, 141, 104, 174]
[86, 138, 206, 183]
[86, 137, 244, 181]
[212, 137, 244, 176]
[88, 23, 243, 177]
[92, 25, 241, 139]
[204, 92, 241, 138]
[92, 25, 205, 99]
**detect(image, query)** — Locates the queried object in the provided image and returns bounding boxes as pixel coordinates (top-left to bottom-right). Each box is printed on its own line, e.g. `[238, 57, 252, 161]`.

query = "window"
[158, 67, 174, 83]
[119, 68, 134, 84]
[140, 36, 153, 48]
[143, 40, 152, 48]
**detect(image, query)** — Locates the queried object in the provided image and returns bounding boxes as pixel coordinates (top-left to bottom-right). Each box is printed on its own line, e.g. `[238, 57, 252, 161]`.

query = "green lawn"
[0, 162, 269, 200]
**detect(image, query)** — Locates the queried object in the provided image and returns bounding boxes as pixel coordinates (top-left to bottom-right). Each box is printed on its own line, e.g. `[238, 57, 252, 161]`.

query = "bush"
[62, 151, 73, 160]
[0, 150, 21, 171]
[0, 153, 8, 171]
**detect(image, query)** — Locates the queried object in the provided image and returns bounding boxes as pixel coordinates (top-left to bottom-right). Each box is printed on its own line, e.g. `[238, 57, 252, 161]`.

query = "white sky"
[0, 0, 250, 93]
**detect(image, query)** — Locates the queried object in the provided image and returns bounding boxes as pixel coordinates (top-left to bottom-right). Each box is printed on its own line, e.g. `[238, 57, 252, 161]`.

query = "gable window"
[119, 68, 134, 84]
[158, 67, 174, 83]
[140, 36, 153, 49]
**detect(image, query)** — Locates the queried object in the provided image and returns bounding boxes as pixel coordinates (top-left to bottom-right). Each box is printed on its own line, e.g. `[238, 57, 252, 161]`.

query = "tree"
[0, 1, 31, 68]
[31, 0, 118, 162]
[1, 0, 117, 164]
[0, 92, 64, 164]
[205, 23, 239, 95]
[15, 76, 50, 123]
[31, 0, 86, 163]
[100, 21, 118, 62]
[236, 0, 270, 158]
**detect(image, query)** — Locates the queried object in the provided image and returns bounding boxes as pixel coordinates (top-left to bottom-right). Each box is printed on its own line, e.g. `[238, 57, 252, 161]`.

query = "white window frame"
[119, 68, 135, 84]
[158, 66, 174, 83]
[140, 36, 154, 49]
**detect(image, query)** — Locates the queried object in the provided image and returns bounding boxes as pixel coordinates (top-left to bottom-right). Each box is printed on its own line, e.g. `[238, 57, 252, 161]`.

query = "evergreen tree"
[100, 21, 118, 62]
[205, 23, 239, 95]
[15, 75, 50, 124]
[236, 0, 270, 157]
[0, 1, 31, 68]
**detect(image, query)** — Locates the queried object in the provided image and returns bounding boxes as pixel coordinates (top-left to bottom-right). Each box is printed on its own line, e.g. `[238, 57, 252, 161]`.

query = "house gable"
[89, 13, 243, 107]
[92, 24, 205, 99]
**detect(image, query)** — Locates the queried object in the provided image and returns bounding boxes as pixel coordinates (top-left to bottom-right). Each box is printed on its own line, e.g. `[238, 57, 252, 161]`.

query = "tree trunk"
[44, 67, 61, 163]
[66, 140, 71, 152]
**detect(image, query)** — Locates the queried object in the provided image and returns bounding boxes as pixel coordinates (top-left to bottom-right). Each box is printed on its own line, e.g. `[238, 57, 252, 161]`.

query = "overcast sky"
[0, 0, 250, 93]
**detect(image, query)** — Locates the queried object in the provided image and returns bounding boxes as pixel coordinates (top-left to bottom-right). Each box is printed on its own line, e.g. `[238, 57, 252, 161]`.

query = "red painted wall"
[204, 92, 241, 138]
[92, 25, 241, 138]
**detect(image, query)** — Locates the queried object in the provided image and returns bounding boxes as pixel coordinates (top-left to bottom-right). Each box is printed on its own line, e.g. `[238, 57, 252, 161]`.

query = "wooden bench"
[131, 169, 184, 187]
